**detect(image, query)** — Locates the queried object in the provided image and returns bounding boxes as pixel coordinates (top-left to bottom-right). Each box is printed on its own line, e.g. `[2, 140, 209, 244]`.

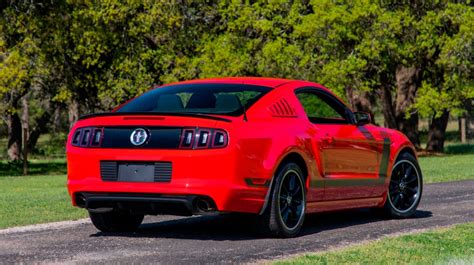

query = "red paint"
[67, 77, 416, 214]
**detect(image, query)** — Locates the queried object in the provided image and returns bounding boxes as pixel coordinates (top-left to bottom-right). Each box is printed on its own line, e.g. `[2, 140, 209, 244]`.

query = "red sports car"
[67, 77, 423, 237]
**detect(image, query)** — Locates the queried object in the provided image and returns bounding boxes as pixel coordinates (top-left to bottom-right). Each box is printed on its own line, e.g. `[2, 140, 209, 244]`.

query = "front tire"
[383, 152, 423, 218]
[89, 210, 144, 233]
[259, 162, 306, 237]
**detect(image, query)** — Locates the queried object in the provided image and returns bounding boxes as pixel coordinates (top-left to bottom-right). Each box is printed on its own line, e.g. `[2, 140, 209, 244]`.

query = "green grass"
[419, 153, 474, 183]
[276, 222, 474, 265]
[445, 143, 474, 154]
[0, 174, 86, 229]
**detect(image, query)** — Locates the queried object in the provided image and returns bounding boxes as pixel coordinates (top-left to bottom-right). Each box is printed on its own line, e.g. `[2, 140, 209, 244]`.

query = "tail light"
[196, 129, 211, 148]
[179, 128, 228, 149]
[180, 129, 195, 149]
[212, 130, 228, 148]
[71, 127, 103, 147]
[90, 128, 104, 147]
[71, 126, 228, 149]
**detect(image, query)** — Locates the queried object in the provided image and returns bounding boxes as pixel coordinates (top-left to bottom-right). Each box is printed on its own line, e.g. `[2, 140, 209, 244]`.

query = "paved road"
[1, 180, 473, 264]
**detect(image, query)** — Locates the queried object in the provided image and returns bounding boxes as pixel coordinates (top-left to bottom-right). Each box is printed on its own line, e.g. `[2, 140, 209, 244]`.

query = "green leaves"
[0, 0, 472, 117]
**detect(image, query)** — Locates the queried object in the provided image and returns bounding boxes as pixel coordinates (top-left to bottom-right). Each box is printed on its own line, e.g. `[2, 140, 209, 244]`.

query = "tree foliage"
[0, 0, 472, 159]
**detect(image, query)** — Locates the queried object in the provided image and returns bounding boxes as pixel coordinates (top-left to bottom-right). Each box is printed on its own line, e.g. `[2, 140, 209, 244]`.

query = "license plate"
[117, 163, 155, 182]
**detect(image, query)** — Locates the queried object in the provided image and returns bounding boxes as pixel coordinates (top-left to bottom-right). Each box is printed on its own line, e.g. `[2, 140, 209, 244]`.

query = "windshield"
[116, 83, 272, 116]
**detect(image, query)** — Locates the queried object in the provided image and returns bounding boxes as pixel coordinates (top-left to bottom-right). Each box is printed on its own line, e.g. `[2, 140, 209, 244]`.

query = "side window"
[296, 90, 348, 124]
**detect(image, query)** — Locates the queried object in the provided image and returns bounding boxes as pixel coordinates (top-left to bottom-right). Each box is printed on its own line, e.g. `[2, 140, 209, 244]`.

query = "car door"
[295, 88, 384, 201]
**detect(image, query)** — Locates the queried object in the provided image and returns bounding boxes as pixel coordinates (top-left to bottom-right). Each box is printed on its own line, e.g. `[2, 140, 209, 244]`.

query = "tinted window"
[117, 84, 271, 116]
[296, 90, 348, 124]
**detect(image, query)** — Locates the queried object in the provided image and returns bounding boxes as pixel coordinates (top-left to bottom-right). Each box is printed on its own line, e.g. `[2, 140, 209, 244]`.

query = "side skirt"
[306, 197, 385, 213]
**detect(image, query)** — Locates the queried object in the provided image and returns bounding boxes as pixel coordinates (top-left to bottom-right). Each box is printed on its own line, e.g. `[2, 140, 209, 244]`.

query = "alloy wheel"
[278, 169, 305, 230]
[388, 160, 421, 213]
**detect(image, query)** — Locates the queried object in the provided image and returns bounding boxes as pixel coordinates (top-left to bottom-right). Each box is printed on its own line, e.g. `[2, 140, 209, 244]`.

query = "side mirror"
[354, 111, 371, 126]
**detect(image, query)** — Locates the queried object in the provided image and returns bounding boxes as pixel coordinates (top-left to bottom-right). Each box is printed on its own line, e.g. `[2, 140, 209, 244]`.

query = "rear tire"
[383, 152, 423, 218]
[89, 210, 144, 233]
[258, 162, 306, 238]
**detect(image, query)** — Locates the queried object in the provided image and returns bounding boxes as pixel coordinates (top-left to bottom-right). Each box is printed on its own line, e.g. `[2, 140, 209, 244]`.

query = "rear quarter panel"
[239, 83, 324, 203]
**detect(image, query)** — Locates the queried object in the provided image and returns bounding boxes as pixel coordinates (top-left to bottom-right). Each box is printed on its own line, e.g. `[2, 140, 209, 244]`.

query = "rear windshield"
[116, 83, 271, 116]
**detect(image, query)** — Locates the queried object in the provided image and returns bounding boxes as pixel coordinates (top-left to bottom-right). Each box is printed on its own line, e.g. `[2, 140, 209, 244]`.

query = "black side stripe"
[378, 137, 391, 178]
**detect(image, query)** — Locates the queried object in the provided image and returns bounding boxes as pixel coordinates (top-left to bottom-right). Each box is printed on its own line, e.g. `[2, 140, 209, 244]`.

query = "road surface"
[0, 180, 473, 264]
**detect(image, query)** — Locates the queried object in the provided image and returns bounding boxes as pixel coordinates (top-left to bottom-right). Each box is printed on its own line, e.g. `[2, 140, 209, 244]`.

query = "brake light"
[196, 129, 211, 148]
[212, 130, 228, 148]
[179, 128, 228, 149]
[71, 127, 103, 147]
[180, 129, 195, 149]
[81, 129, 91, 146]
[90, 128, 104, 147]
[72, 130, 82, 145]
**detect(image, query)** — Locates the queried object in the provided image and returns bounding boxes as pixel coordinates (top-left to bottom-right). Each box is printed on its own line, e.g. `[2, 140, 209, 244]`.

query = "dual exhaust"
[76, 192, 218, 215]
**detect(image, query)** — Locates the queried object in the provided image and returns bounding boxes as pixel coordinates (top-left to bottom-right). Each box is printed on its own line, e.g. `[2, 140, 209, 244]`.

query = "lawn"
[0, 174, 86, 229]
[419, 153, 474, 183]
[276, 222, 474, 264]
[0, 151, 472, 229]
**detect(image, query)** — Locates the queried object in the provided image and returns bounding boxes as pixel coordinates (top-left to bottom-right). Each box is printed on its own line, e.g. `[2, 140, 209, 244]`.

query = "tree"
[0, 1, 65, 160]
[1, 0, 472, 159]
[290, 1, 473, 151]
[414, 3, 474, 151]
[0, 8, 40, 160]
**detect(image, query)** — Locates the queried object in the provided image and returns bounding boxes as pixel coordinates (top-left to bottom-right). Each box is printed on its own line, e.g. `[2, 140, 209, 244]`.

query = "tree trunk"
[345, 86, 374, 122]
[394, 65, 421, 149]
[463, 99, 474, 140]
[426, 110, 450, 152]
[52, 106, 62, 133]
[27, 110, 52, 152]
[68, 98, 79, 129]
[459, 117, 467, 143]
[380, 83, 398, 129]
[21, 97, 29, 160]
[7, 112, 22, 161]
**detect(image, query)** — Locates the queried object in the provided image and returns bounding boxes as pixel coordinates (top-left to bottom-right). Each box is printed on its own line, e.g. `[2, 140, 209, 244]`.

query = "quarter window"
[295, 90, 349, 124]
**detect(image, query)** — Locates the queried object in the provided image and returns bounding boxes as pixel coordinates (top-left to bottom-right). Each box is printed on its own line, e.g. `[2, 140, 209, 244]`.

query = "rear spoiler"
[78, 112, 232, 123]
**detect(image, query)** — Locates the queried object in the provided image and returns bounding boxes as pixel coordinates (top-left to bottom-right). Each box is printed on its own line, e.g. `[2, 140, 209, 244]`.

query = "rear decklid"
[68, 113, 236, 150]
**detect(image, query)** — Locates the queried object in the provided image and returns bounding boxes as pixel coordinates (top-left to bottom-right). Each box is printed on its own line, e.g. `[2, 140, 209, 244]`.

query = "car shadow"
[90, 208, 432, 240]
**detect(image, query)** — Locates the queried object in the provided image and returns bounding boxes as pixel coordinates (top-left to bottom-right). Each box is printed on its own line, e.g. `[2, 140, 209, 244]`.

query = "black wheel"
[383, 152, 423, 218]
[259, 162, 306, 237]
[89, 210, 144, 233]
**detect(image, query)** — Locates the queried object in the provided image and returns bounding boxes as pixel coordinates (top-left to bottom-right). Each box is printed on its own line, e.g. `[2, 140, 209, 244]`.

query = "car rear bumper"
[75, 192, 217, 216]
[67, 147, 272, 214]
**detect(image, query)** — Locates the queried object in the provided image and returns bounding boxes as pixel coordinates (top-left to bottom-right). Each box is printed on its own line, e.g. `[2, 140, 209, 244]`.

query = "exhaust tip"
[75, 193, 87, 208]
[194, 197, 217, 213]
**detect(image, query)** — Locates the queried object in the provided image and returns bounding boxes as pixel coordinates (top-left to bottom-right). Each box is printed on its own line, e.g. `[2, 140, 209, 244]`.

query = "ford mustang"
[67, 77, 423, 237]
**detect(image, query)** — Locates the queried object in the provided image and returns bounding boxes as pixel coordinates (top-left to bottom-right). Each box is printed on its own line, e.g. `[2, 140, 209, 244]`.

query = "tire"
[383, 152, 423, 218]
[89, 210, 144, 233]
[259, 162, 306, 238]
